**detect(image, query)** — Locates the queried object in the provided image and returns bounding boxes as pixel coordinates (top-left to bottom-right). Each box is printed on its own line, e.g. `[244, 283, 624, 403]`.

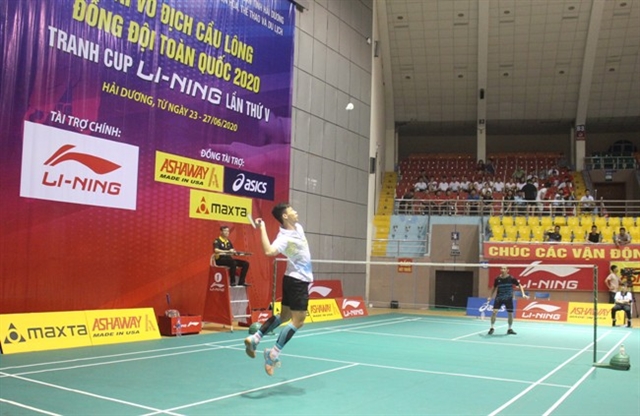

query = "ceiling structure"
[379, 0, 640, 137]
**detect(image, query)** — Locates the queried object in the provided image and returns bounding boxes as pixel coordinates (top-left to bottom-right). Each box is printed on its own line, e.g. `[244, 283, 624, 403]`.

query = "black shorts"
[494, 297, 515, 313]
[282, 275, 310, 311]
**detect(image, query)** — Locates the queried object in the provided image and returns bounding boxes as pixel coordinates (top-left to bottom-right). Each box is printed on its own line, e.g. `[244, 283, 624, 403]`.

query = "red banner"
[515, 300, 568, 322]
[484, 242, 640, 262]
[487, 263, 596, 291]
[337, 297, 369, 319]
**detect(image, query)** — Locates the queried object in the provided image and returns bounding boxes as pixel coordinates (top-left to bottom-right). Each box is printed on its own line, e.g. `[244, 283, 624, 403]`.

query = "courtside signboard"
[85, 308, 160, 346]
[0, 311, 91, 354]
[0, 308, 160, 354]
[337, 297, 369, 319]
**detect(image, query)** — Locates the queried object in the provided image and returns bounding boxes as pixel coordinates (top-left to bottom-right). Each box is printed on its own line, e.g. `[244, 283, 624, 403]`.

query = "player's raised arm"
[256, 218, 279, 256]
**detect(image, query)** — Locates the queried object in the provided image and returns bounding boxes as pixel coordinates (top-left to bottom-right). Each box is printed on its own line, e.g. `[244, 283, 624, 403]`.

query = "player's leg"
[611, 305, 619, 326]
[488, 298, 501, 335]
[264, 276, 309, 375]
[506, 299, 516, 334]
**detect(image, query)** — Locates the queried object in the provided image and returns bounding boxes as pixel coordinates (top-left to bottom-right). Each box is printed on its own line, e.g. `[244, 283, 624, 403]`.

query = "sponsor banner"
[309, 281, 344, 299]
[398, 258, 413, 273]
[567, 302, 616, 324]
[516, 300, 567, 322]
[224, 167, 274, 201]
[251, 310, 272, 325]
[154, 151, 223, 192]
[337, 297, 369, 319]
[20, 122, 139, 210]
[0, 308, 160, 354]
[487, 262, 593, 291]
[86, 308, 160, 345]
[189, 189, 253, 225]
[0, 311, 91, 354]
[466, 297, 510, 318]
[307, 299, 342, 322]
[484, 243, 640, 262]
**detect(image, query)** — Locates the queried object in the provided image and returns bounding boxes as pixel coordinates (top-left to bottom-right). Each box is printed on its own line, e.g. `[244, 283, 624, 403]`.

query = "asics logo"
[232, 173, 267, 193]
[44, 145, 121, 174]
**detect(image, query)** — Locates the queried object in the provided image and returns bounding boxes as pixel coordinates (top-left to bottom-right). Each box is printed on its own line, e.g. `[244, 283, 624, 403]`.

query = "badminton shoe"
[244, 336, 257, 358]
[488, 328, 494, 335]
[507, 329, 517, 335]
[264, 348, 281, 376]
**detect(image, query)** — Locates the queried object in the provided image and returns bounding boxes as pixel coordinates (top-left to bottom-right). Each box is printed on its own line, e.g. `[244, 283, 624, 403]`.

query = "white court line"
[345, 328, 592, 352]
[266, 351, 572, 389]
[0, 316, 410, 372]
[0, 372, 184, 416]
[542, 332, 633, 416]
[0, 398, 61, 416]
[453, 325, 507, 340]
[487, 330, 614, 416]
[5, 347, 223, 377]
[141, 363, 359, 416]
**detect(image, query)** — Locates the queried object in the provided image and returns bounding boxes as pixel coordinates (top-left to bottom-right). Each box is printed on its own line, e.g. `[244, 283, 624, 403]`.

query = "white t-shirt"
[615, 291, 633, 303]
[272, 223, 314, 282]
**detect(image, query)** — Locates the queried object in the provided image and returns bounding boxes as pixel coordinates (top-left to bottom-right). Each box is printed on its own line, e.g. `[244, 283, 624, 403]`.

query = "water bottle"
[620, 344, 626, 355]
[175, 316, 182, 337]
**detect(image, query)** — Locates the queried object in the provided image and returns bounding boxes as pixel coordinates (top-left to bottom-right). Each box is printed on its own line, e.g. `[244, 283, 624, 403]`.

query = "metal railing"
[392, 198, 640, 218]
[584, 156, 637, 171]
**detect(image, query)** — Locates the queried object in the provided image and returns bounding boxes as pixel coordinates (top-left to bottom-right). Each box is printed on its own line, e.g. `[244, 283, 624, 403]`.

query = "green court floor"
[1, 314, 638, 415]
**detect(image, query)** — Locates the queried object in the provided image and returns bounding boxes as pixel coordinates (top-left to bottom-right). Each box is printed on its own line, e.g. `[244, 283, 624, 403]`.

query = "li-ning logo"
[41, 145, 122, 195]
[522, 302, 561, 313]
[308, 284, 332, 297]
[520, 261, 580, 278]
[341, 298, 365, 317]
[209, 271, 226, 292]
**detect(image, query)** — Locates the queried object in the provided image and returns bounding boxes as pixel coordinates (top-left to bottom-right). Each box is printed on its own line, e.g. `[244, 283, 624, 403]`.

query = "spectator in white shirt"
[580, 189, 595, 214]
[449, 176, 460, 192]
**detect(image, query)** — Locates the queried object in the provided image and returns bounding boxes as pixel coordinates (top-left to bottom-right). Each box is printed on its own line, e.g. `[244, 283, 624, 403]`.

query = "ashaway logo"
[340, 298, 366, 318]
[20, 122, 139, 210]
[521, 302, 563, 321]
[308, 284, 332, 298]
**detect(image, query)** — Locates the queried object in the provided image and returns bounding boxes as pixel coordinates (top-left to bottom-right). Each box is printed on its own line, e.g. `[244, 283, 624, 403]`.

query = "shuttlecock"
[345, 102, 354, 111]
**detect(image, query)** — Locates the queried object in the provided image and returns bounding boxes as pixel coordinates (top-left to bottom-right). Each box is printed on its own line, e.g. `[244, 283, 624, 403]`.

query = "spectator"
[485, 158, 495, 175]
[459, 176, 470, 192]
[545, 225, 562, 242]
[580, 189, 595, 214]
[521, 178, 538, 216]
[615, 227, 632, 247]
[604, 265, 621, 304]
[611, 283, 633, 328]
[467, 189, 480, 215]
[550, 192, 564, 217]
[493, 177, 505, 193]
[502, 189, 515, 215]
[536, 182, 548, 215]
[514, 190, 526, 215]
[449, 176, 461, 193]
[512, 166, 526, 182]
[586, 225, 602, 244]
[476, 159, 486, 173]
[399, 191, 414, 214]
[480, 186, 494, 216]
[414, 176, 428, 192]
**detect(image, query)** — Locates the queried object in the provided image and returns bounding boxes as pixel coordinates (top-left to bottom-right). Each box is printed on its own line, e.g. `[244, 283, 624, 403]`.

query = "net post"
[593, 265, 598, 364]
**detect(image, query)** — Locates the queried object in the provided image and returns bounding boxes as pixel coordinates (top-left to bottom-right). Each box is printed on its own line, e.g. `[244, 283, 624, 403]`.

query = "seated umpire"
[611, 282, 633, 328]
[213, 225, 250, 286]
